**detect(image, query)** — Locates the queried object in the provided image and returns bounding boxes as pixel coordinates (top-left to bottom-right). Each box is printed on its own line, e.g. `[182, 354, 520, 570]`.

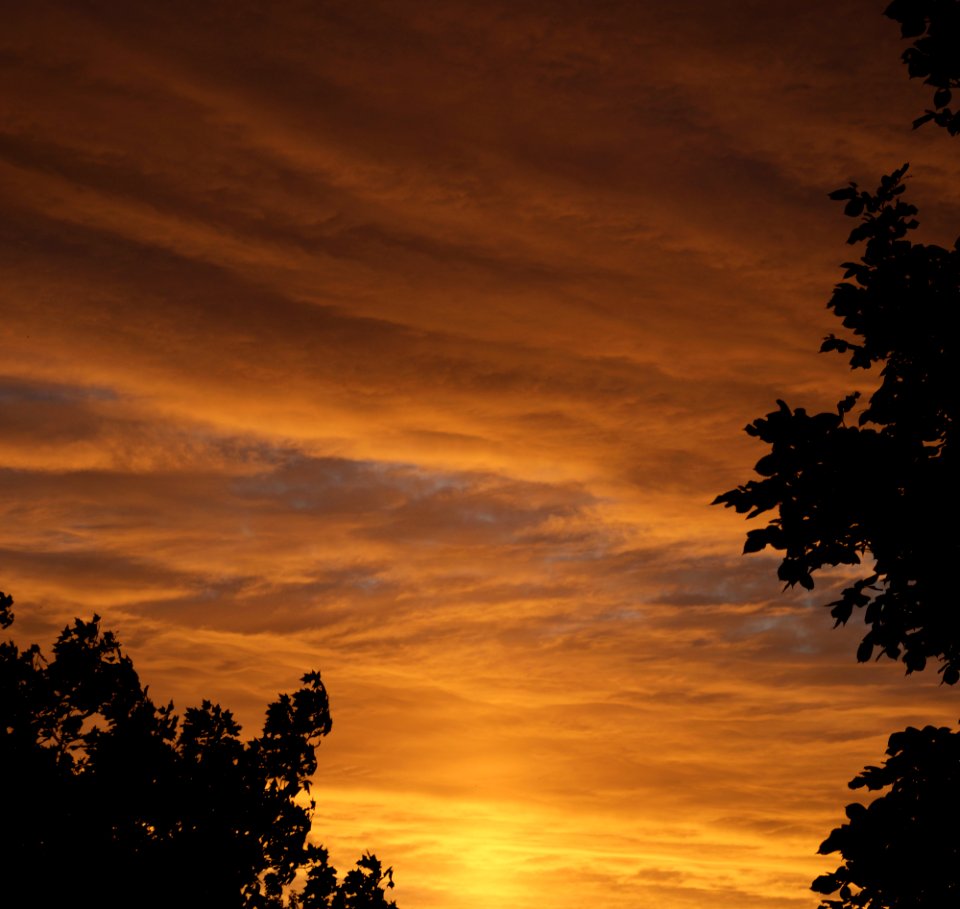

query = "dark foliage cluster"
[812, 724, 960, 908]
[715, 6, 960, 909]
[885, 0, 960, 133]
[714, 162, 958, 681]
[0, 592, 397, 909]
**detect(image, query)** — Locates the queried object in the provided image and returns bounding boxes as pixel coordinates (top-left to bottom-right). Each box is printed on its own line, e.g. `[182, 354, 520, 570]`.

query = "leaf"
[844, 802, 866, 820]
[811, 873, 840, 894]
[844, 197, 865, 217]
[837, 392, 860, 415]
[828, 186, 857, 201]
[830, 601, 854, 626]
[820, 336, 850, 354]
[818, 829, 844, 855]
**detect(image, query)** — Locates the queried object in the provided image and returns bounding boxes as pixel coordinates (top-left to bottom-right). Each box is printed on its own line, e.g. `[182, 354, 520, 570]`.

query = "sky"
[2, 1, 959, 906]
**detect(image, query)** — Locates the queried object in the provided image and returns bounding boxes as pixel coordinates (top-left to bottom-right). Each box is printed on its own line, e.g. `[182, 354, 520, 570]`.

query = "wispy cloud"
[3, 2, 958, 907]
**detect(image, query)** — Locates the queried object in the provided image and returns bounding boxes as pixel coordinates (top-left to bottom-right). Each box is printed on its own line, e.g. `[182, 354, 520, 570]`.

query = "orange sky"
[3, 2, 960, 906]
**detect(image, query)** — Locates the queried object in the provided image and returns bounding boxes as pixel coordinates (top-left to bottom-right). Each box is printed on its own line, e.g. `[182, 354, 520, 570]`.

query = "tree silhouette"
[713, 162, 957, 680]
[0, 591, 397, 909]
[716, 6, 960, 907]
[812, 724, 960, 909]
[885, 0, 960, 133]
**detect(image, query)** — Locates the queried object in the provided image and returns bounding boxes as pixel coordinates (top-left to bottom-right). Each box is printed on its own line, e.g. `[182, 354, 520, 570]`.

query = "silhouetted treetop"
[0, 592, 397, 908]
[812, 723, 960, 909]
[885, 0, 960, 133]
[714, 164, 958, 681]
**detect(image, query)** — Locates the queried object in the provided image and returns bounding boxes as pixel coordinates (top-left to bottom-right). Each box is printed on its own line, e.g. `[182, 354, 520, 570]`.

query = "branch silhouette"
[715, 5, 960, 907]
[0, 591, 397, 908]
[714, 163, 957, 681]
[812, 725, 960, 909]
[886, 0, 960, 133]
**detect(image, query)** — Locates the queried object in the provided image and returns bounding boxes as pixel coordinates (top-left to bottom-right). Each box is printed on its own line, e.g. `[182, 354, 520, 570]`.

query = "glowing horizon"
[3, 2, 959, 906]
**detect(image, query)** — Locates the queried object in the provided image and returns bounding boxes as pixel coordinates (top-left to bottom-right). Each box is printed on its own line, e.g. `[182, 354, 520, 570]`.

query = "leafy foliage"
[713, 164, 958, 680]
[885, 0, 960, 133]
[812, 724, 960, 909]
[718, 8, 960, 908]
[0, 592, 397, 909]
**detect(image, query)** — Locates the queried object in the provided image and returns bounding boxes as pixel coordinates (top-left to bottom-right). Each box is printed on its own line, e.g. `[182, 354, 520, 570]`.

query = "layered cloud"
[3, 2, 958, 908]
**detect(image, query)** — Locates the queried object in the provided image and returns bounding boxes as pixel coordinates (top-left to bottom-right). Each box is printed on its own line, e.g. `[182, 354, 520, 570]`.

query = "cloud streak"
[3, 2, 958, 907]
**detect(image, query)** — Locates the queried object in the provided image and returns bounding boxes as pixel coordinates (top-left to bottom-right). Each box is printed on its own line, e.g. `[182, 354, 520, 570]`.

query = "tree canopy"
[716, 5, 960, 907]
[885, 0, 960, 133]
[812, 724, 960, 909]
[0, 591, 397, 909]
[713, 162, 957, 680]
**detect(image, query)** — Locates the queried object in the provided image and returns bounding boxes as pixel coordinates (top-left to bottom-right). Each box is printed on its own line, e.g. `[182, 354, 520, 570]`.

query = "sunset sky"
[3, 2, 960, 906]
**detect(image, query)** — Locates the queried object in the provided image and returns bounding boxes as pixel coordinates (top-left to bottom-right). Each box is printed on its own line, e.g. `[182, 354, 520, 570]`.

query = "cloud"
[4, 3, 960, 908]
